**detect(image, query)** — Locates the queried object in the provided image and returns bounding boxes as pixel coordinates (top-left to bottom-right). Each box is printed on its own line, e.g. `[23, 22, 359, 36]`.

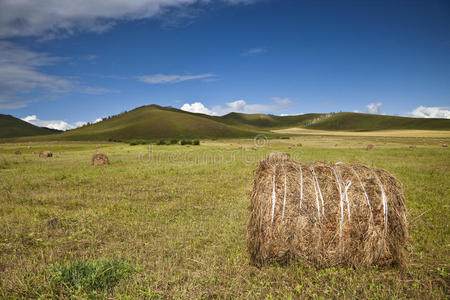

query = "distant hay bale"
[14, 150, 21, 155]
[297, 143, 303, 147]
[367, 144, 375, 151]
[248, 152, 408, 267]
[442, 144, 448, 148]
[39, 151, 53, 158]
[409, 145, 416, 149]
[91, 152, 110, 166]
[334, 144, 338, 147]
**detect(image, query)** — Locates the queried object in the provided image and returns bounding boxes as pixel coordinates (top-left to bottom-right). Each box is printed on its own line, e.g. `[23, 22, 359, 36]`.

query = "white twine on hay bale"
[248, 152, 408, 267]
[297, 164, 303, 224]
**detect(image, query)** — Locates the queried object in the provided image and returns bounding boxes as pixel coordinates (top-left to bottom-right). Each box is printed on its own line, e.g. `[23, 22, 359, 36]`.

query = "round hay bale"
[409, 145, 416, 149]
[14, 150, 21, 155]
[442, 144, 448, 148]
[367, 144, 375, 151]
[91, 152, 110, 166]
[248, 152, 408, 267]
[39, 150, 53, 158]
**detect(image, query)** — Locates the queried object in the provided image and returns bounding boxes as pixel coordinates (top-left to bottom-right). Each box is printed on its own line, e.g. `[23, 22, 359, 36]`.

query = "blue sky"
[1, 0, 449, 130]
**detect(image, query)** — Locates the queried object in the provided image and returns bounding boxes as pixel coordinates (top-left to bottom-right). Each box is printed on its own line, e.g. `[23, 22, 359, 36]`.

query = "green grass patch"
[48, 259, 134, 297]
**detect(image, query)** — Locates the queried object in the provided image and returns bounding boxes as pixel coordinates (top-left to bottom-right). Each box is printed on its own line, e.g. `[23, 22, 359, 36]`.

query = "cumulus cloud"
[181, 102, 214, 115]
[22, 115, 74, 131]
[366, 102, 382, 114]
[181, 97, 292, 115]
[0, 0, 258, 39]
[241, 47, 266, 56]
[410, 106, 450, 119]
[138, 73, 215, 84]
[22, 115, 104, 131]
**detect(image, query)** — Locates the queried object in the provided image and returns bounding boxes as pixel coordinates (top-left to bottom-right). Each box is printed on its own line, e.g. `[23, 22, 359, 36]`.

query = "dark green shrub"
[192, 139, 200, 145]
[180, 139, 192, 145]
[170, 138, 179, 145]
[157, 139, 167, 145]
[280, 136, 290, 139]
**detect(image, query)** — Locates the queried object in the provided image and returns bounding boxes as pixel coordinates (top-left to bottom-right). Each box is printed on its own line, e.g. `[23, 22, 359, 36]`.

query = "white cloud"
[22, 115, 104, 131]
[181, 97, 292, 116]
[0, 0, 258, 39]
[181, 102, 214, 115]
[22, 115, 74, 131]
[410, 106, 450, 119]
[75, 121, 87, 127]
[366, 102, 382, 114]
[138, 73, 215, 84]
[241, 47, 266, 56]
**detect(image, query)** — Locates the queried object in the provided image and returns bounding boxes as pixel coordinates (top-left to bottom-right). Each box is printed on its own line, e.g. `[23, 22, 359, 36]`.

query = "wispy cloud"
[138, 73, 216, 84]
[0, 41, 114, 110]
[0, 0, 260, 39]
[181, 97, 292, 115]
[0, 41, 72, 109]
[81, 86, 116, 95]
[241, 47, 266, 56]
[410, 106, 450, 119]
[366, 102, 382, 114]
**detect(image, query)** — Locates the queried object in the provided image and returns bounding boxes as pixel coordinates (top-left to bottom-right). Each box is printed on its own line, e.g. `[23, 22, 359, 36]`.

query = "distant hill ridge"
[1, 104, 449, 141]
[0, 114, 61, 138]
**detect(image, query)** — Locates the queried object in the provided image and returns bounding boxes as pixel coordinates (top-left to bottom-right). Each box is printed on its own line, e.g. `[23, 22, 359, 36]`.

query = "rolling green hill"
[218, 112, 323, 129]
[2, 105, 449, 142]
[306, 112, 450, 131]
[0, 114, 60, 138]
[51, 105, 259, 141]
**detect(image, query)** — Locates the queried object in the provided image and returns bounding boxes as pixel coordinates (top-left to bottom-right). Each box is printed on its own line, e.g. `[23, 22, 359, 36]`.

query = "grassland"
[0, 134, 449, 298]
[274, 127, 450, 138]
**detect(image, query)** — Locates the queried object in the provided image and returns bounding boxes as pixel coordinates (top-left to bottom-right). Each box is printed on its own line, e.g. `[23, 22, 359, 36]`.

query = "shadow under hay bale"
[91, 152, 110, 166]
[367, 144, 375, 151]
[39, 151, 53, 158]
[248, 152, 408, 268]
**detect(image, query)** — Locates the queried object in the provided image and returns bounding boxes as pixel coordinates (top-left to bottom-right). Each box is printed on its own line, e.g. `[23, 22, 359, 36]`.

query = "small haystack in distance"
[367, 144, 375, 151]
[39, 150, 53, 158]
[409, 145, 416, 149]
[248, 152, 408, 267]
[91, 151, 110, 166]
[14, 150, 21, 155]
[442, 144, 448, 148]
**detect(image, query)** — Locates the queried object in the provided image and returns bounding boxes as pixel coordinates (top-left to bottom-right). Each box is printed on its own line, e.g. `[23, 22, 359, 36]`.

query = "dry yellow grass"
[273, 128, 450, 138]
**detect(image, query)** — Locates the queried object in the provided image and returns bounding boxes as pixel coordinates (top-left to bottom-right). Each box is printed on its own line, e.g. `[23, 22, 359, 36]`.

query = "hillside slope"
[306, 112, 450, 131]
[54, 105, 258, 141]
[0, 114, 60, 138]
[218, 112, 324, 129]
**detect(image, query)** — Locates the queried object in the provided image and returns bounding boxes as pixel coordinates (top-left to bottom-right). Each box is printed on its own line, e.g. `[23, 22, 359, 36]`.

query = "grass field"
[0, 134, 449, 298]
